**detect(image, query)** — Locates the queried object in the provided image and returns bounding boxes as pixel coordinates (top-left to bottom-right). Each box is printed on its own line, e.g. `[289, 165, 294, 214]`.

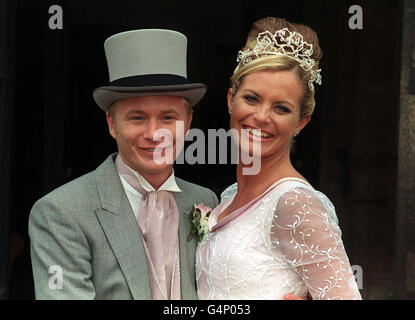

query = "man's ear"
[106, 112, 116, 139]
[186, 108, 193, 133]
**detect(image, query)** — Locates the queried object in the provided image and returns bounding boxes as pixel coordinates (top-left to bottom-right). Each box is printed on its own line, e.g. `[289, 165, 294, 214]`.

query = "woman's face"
[228, 69, 310, 162]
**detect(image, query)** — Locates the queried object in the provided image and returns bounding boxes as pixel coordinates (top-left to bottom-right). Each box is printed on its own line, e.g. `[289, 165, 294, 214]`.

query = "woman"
[196, 17, 361, 300]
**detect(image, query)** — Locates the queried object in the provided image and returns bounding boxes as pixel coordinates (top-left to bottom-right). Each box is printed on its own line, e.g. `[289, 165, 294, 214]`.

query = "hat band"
[109, 74, 188, 87]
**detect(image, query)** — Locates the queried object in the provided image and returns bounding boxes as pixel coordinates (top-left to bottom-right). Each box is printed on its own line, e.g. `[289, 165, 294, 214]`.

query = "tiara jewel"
[235, 28, 322, 91]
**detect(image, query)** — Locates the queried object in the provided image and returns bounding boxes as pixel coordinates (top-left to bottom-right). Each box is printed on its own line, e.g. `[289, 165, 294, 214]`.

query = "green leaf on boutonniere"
[186, 203, 212, 244]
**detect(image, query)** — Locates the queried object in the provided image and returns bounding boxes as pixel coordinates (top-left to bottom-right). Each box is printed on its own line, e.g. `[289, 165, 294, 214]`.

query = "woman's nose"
[253, 105, 270, 124]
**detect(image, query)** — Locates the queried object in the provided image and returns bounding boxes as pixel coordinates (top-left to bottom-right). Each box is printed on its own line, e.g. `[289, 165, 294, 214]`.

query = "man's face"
[106, 95, 193, 181]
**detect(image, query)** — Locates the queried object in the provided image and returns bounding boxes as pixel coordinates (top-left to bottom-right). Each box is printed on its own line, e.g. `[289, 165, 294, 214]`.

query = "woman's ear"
[227, 88, 234, 114]
[296, 116, 311, 133]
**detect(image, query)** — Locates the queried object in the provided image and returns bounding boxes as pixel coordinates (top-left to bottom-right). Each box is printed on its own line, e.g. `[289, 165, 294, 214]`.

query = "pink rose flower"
[195, 203, 212, 215]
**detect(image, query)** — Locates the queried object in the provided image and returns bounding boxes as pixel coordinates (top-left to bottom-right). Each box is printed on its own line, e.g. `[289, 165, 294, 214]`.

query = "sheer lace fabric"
[196, 179, 361, 300]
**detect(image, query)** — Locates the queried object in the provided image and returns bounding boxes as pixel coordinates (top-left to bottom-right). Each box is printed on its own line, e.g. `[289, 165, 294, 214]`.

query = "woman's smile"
[241, 125, 274, 141]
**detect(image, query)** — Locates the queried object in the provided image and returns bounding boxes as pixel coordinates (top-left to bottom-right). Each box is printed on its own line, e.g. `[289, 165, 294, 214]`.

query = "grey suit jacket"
[28, 153, 219, 299]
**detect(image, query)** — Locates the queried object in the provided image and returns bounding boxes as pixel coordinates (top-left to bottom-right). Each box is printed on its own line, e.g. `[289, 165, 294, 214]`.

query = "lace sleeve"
[271, 187, 362, 300]
[220, 183, 237, 203]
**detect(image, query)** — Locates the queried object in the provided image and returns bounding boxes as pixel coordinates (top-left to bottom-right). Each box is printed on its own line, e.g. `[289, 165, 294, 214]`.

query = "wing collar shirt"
[116, 158, 182, 300]
[118, 166, 182, 221]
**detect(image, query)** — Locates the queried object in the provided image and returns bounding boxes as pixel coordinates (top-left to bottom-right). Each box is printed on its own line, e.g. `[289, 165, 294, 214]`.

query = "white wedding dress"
[196, 178, 362, 300]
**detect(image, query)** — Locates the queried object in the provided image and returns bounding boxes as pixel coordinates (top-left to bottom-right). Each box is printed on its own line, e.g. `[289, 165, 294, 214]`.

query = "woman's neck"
[217, 151, 303, 223]
[236, 151, 298, 197]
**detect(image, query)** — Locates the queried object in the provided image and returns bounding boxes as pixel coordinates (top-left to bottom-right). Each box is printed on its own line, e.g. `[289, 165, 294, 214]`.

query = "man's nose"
[142, 119, 160, 141]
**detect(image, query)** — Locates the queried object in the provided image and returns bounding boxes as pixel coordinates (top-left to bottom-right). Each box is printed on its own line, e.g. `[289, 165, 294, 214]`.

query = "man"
[29, 29, 218, 299]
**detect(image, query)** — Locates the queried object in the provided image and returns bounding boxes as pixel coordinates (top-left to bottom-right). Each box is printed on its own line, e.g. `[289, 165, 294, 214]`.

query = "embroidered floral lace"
[196, 180, 361, 300]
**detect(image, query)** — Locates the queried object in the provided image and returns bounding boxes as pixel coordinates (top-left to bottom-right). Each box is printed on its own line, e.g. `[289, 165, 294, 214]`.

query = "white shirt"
[118, 167, 182, 221]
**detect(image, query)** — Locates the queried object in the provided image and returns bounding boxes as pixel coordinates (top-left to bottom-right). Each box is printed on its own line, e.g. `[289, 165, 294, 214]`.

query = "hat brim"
[93, 83, 207, 112]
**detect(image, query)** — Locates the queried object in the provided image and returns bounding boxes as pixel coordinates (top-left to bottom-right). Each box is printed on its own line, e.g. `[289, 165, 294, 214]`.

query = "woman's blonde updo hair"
[230, 17, 323, 119]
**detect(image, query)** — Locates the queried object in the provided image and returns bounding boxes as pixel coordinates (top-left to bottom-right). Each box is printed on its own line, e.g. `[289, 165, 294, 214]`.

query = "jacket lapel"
[174, 181, 199, 300]
[94, 154, 152, 300]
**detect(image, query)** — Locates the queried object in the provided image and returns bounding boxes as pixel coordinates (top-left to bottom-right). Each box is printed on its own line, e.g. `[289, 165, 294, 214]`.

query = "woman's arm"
[271, 187, 361, 300]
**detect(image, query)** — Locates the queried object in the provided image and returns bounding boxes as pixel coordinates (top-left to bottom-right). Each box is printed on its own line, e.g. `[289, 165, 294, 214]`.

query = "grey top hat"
[93, 29, 207, 112]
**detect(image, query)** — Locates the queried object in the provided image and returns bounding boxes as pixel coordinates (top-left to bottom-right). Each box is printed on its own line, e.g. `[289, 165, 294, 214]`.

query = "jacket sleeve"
[28, 197, 95, 299]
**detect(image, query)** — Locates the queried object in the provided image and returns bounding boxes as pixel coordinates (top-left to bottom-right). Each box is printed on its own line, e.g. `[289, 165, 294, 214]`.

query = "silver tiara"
[235, 28, 322, 91]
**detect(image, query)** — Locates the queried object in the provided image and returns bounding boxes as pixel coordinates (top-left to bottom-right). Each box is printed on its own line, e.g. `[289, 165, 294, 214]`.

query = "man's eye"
[163, 116, 175, 121]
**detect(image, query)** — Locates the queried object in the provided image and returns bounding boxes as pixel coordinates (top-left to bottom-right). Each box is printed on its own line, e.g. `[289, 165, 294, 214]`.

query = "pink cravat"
[115, 155, 181, 300]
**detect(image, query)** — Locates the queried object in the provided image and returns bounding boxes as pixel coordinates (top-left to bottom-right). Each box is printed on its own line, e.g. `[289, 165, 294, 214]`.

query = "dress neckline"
[209, 177, 311, 232]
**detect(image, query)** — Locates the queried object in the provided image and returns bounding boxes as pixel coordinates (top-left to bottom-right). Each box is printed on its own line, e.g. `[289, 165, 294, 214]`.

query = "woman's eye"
[244, 95, 258, 103]
[275, 105, 291, 113]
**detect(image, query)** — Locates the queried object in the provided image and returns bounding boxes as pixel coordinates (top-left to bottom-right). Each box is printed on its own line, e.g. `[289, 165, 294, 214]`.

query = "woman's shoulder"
[218, 178, 339, 227]
[220, 178, 324, 203]
[220, 183, 238, 203]
[272, 179, 340, 228]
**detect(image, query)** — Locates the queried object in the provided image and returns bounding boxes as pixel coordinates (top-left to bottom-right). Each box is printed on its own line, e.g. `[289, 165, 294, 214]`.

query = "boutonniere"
[186, 203, 212, 244]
